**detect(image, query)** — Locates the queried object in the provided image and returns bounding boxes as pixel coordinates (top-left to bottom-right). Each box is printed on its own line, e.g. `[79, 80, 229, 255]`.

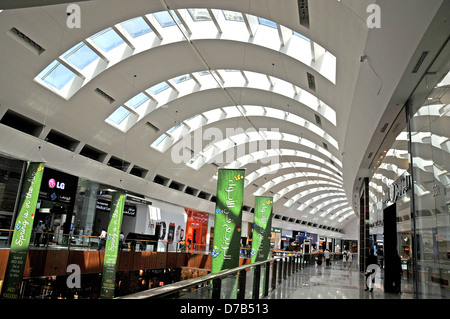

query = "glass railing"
[119, 254, 306, 299]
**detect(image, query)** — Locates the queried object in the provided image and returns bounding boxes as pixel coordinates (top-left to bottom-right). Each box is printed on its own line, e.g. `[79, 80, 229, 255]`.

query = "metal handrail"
[119, 257, 282, 299]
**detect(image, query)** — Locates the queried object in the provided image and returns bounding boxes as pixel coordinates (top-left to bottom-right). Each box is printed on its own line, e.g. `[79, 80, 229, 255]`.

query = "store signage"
[211, 168, 245, 274]
[1, 162, 45, 299]
[100, 191, 126, 299]
[251, 196, 273, 263]
[96, 199, 136, 217]
[271, 227, 281, 233]
[39, 168, 78, 207]
[383, 172, 411, 204]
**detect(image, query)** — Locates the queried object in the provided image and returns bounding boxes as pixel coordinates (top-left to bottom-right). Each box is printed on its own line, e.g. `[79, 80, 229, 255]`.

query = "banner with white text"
[211, 168, 245, 274]
[0, 162, 45, 299]
[251, 196, 273, 263]
[100, 191, 126, 299]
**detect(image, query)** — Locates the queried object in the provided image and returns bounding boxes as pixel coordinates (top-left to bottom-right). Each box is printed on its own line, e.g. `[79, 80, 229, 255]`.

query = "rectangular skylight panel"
[258, 17, 277, 28]
[108, 106, 130, 124]
[38, 60, 76, 90]
[121, 17, 152, 38]
[153, 134, 168, 147]
[172, 74, 192, 83]
[222, 10, 244, 22]
[153, 11, 181, 27]
[126, 92, 149, 109]
[187, 9, 212, 22]
[62, 42, 100, 70]
[148, 81, 170, 94]
[90, 28, 125, 52]
[293, 31, 310, 42]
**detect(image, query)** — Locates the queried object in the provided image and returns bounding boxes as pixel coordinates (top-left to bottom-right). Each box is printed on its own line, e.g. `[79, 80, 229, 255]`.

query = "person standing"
[324, 249, 331, 266]
[34, 221, 45, 247]
[342, 249, 348, 268]
[347, 250, 353, 268]
[98, 228, 107, 251]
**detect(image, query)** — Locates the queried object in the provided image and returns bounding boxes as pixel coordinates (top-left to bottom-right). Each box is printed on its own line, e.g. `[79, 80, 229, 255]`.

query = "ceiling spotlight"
[360, 55, 367, 62]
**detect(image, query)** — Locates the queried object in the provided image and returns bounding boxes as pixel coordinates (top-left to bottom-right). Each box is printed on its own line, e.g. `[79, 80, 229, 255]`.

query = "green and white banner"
[100, 191, 126, 299]
[1, 162, 45, 299]
[251, 196, 273, 263]
[211, 168, 245, 274]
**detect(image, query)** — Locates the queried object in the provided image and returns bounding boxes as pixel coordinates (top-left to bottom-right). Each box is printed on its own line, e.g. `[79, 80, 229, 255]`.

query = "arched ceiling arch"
[0, 0, 444, 235]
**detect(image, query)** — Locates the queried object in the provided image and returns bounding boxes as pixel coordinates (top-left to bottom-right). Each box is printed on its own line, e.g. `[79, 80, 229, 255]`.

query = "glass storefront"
[369, 69, 449, 298]
[409, 71, 450, 298]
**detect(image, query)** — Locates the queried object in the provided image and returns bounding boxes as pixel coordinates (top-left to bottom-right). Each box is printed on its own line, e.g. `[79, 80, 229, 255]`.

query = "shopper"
[342, 248, 348, 267]
[324, 249, 330, 266]
[316, 249, 323, 266]
[119, 231, 125, 251]
[98, 228, 107, 251]
[34, 221, 45, 247]
[365, 249, 378, 291]
[347, 250, 353, 268]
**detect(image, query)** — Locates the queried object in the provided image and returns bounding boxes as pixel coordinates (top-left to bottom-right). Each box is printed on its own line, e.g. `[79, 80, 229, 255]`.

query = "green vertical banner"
[100, 191, 126, 299]
[1, 162, 45, 299]
[251, 196, 273, 263]
[211, 168, 245, 274]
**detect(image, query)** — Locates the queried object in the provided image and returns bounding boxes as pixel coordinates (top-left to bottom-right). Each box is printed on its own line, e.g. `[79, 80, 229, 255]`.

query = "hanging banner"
[1, 162, 45, 299]
[100, 191, 126, 299]
[211, 168, 245, 273]
[251, 196, 273, 263]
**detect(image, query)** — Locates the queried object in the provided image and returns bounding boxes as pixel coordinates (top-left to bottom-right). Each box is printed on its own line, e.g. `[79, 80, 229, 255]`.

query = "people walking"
[324, 249, 331, 266]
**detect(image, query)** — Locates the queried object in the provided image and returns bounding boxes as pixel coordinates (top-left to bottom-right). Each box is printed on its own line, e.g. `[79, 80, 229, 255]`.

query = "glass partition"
[409, 72, 450, 298]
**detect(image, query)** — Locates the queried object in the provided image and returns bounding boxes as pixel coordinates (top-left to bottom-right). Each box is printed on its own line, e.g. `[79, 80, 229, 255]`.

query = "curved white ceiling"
[0, 0, 445, 235]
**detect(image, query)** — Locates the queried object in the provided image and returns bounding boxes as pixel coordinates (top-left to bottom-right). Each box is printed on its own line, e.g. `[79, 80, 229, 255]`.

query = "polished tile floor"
[266, 260, 414, 299]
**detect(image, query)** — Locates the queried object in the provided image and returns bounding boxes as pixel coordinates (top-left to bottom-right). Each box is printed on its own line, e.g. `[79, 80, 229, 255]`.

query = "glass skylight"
[90, 28, 125, 52]
[258, 17, 277, 28]
[121, 17, 152, 38]
[172, 74, 192, 83]
[187, 9, 212, 21]
[154, 134, 168, 146]
[107, 106, 130, 124]
[222, 10, 244, 22]
[148, 81, 170, 94]
[37, 60, 76, 90]
[153, 10, 181, 27]
[293, 31, 310, 42]
[125, 92, 149, 109]
[62, 42, 100, 70]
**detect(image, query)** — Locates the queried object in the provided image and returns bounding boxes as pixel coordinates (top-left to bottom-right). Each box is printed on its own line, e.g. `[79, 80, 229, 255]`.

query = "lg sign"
[48, 178, 65, 190]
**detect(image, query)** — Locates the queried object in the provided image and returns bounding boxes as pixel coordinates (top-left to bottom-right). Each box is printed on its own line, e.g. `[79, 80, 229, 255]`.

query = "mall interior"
[0, 0, 448, 301]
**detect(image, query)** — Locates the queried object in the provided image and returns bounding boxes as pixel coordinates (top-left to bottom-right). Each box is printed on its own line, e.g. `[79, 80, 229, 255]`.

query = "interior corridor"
[266, 260, 414, 299]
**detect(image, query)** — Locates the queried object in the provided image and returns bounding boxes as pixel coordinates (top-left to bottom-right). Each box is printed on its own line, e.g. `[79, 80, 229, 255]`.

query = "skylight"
[258, 17, 277, 28]
[153, 10, 181, 27]
[121, 17, 152, 38]
[148, 81, 170, 94]
[107, 106, 130, 125]
[172, 74, 192, 84]
[187, 8, 212, 21]
[125, 92, 149, 109]
[62, 42, 100, 70]
[222, 10, 244, 22]
[90, 28, 125, 52]
[37, 60, 76, 90]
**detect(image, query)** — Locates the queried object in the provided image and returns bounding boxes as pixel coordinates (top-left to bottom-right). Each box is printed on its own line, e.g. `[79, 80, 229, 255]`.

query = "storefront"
[368, 68, 449, 298]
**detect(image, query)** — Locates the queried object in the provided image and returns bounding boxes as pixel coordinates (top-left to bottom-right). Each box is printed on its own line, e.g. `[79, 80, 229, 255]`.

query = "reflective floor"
[266, 260, 414, 299]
